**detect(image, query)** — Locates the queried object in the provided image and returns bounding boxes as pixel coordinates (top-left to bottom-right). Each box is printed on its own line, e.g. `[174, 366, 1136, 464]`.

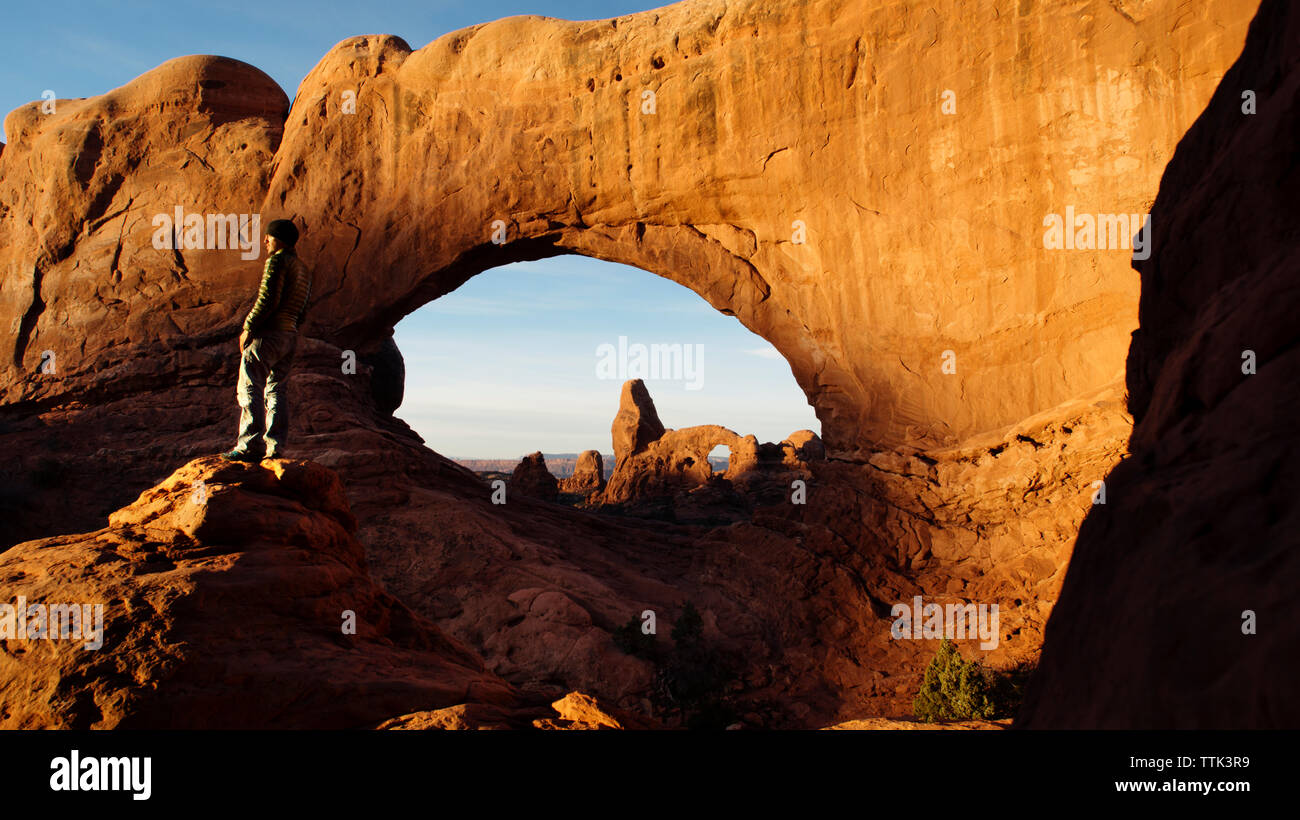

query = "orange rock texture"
[557, 450, 605, 495]
[0, 457, 515, 728]
[598, 378, 822, 517]
[0, 0, 1256, 452]
[1018, 0, 1299, 728]
[0, 0, 1280, 728]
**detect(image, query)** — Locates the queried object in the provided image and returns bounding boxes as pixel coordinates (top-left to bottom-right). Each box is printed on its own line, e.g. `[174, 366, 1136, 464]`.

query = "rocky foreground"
[0, 452, 1023, 729]
[0, 456, 519, 728]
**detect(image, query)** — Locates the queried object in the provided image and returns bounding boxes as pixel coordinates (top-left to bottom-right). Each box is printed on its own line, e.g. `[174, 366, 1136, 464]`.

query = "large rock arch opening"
[261, 0, 1255, 457]
[0, 0, 1270, 727]
[1, 0, 1254, 484]
[386, 253, 821, 465]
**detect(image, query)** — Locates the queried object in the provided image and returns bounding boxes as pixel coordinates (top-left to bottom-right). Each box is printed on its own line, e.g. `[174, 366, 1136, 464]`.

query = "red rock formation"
[610, 380, 666, 468]
[376, 703, 524, 730]
[266, 0, 1253, 454]
[0, 456, 516, 728]
[0, 2, 1254, 603]
[824, 718, 1008, 731]
[532, 691, 662, 730]
[725, 430, 825, 504]
[0, 54, 286, 396]
[603, 422, 739, 505]
[558, 450, 605, 495]
[510, 451, 559, 500]
[1018, 0, 1300, 729]
[598, 380, 823, 517]
[0, 0, 1274, 728]
[783, 430, 824, 464]
[0, 0, 1253, 540]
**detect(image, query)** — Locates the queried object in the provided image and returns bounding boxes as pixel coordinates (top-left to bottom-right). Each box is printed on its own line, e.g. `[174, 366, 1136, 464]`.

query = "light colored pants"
[234, 330, 299, 455]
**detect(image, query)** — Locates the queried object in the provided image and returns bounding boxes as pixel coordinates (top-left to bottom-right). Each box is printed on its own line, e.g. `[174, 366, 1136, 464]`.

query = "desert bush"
[612, 615, 656, 658]
[913, 638, 1035, 722]
[651, 601, 739, 729]
[672, 600, 704, 647]
[913, 639, 997, 721]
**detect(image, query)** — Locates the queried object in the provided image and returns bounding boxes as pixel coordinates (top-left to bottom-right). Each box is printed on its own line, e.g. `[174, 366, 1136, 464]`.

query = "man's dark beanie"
[266, 219, 299, 248]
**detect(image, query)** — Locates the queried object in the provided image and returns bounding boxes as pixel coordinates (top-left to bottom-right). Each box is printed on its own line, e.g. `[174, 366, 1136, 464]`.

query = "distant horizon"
[393, 256, 821, 459]
[448, 452, 616, 462]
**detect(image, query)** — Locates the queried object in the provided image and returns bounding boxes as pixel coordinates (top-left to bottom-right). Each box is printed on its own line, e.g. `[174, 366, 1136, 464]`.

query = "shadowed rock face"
[363, 334, 406, 415]
[1018, 0, 1300, 729]
[510, 451, 559, 500]
[0, 0, 1278, 727]
[0, 457, 516, 728]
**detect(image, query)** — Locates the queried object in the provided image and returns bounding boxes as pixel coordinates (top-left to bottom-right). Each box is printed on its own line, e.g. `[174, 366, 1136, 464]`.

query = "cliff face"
[1018, 0, 1299, 728]
[0, 0, 1255, 454]
[0, 0, 1278, 727]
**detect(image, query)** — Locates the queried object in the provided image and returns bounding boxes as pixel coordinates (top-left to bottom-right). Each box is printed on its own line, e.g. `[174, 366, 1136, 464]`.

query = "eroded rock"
[510, 451, 559, 500]
[1018, 0, 1300, 729]
[0, 0, 1273, 728]
[598, 380, 823, 519]
[558, 450, 605, 495]
[0, 456, 516, 728]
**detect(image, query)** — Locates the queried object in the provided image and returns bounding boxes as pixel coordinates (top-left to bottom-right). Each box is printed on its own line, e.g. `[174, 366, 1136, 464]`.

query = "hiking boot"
[221, 449, 262, 463]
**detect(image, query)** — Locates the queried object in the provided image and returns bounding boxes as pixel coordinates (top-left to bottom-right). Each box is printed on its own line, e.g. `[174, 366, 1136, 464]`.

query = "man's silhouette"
[222, 219, 312, 462]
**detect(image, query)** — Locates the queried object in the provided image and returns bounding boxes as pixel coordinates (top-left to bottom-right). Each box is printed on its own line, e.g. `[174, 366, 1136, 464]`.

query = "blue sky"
[396, 257, 819, 458]
[2, 0, 820, 459]
[0, 1, 667, 135]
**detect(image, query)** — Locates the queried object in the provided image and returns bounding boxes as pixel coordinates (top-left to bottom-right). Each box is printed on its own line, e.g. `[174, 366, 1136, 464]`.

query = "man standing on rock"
[222, 219, 312, 462]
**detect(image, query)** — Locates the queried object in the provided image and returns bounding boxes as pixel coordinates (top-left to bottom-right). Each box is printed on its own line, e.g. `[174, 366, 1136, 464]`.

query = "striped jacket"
[243, 249, 312, 335]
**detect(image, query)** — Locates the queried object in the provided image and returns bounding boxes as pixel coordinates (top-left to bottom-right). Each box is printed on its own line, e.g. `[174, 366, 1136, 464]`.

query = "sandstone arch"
[0, 0, 1257, 468]
[0, 0, 1283, 729]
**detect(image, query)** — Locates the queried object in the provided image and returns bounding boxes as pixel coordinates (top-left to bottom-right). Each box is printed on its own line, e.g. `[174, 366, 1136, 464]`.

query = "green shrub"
[647, 601, 740, 728]
[912, 639, 998, 721]
[612, 615, 657, 658]
[672, 601, 704, 647]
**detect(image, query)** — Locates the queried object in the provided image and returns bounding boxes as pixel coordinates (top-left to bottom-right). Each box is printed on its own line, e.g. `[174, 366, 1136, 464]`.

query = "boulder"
[0, 456, 516, 728]
[559, 450, 605, 495]
[510, 451, 559, 500]
[532, 691, 661, 730]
